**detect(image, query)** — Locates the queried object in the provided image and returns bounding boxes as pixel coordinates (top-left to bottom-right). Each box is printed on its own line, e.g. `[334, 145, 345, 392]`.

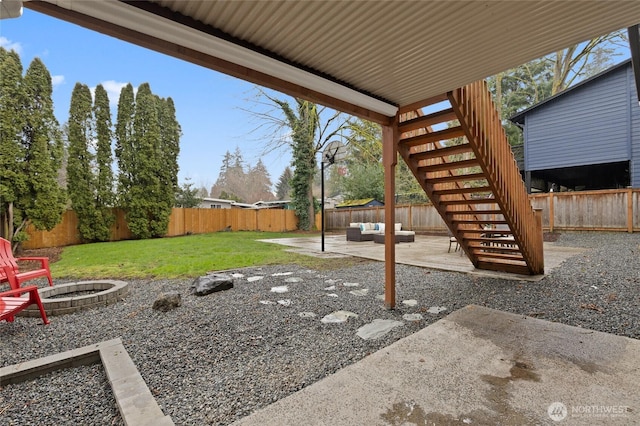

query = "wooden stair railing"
[397, 81, 544, 275]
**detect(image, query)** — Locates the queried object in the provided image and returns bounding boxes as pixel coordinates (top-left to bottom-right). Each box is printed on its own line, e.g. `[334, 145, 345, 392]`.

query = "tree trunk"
[8, 202, 14, 241]
[307, 174, 315, 230]
[495, 72, 503, 119]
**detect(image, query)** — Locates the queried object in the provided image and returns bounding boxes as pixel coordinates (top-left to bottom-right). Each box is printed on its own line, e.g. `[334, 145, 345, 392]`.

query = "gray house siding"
[631, 65, 640, 186]
[524, 65, 630, 172]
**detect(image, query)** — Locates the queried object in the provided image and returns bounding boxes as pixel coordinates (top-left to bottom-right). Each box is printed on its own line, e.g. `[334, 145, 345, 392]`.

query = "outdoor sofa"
[346, 222, 415, 243]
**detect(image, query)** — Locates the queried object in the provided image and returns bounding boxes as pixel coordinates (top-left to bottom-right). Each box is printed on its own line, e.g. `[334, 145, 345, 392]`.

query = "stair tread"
[409, 143, 474, 162]
[399, 108, 457, 134]
[476, 260, 531, 275]
[400, 126, 465, 148]
[439, 198, 498, 206]
[434, 188, 492, 197]
[417, 158, 479, 173]
[428, 172, 486, 184]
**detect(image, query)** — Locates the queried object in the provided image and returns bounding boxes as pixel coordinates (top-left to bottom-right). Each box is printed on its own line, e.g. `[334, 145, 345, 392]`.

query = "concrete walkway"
[262, 234, 585, 281]
[233, 305, 639, 425]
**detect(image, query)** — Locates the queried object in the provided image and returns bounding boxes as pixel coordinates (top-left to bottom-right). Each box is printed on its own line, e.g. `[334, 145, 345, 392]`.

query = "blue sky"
[0, 8, 294, 192]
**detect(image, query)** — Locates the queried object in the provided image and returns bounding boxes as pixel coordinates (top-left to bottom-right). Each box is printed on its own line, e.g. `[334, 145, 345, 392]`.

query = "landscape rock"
[191, 273, 234, 296]
[152, 291, 182, 312]
[320, 310, 358, 324]
[427, 306, 448, 314]
[403, 313, 424, 322]
[356, 319, 403, 340]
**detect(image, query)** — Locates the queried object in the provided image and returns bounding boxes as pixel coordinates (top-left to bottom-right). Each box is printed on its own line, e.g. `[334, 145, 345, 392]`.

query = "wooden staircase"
[397, 81, 544, 275]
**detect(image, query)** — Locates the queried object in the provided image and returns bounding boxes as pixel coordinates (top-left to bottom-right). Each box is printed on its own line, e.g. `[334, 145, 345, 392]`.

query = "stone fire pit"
[21, 280, 129, 317]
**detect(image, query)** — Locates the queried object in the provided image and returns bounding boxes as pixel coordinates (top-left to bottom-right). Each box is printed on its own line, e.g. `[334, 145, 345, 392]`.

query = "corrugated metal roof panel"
[43, 1, 640, 115]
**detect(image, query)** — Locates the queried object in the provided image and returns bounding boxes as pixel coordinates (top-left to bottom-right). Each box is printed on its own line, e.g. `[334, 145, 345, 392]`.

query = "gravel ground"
[1, 231, 639, 425]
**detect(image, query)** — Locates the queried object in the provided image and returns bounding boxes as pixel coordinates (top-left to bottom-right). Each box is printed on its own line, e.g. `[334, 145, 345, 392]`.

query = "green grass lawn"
[51, 231, 358, 280]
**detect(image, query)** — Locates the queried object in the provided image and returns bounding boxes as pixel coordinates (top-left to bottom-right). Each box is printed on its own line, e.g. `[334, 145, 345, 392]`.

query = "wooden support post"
[383, 119, 398, 309]
[534, 208, 544, 274]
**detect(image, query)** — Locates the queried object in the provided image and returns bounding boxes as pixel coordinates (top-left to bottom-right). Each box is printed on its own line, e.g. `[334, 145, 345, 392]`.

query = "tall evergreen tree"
[127, 83, 162, 238]
[247, 159, 275, 202]
[115, 83, 179, 239]
[228, 147, 247, 202]
[115, 83, 135, 205]
[210, 150, 234, 198]
[67, 82, 99, 241]
[17, 57, 66, 241]
[93, 84, 115, 241]
[210, 148, 248, 201]
[275, 166, 293, 200]
[0, 48, 26, 241]
[175, 178, 202, 208]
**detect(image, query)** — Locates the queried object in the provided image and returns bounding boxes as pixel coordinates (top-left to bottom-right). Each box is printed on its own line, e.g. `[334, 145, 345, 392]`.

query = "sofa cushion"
[378, 223, 385, 232]
[349, 223, 359, 228]
[394, 223, 402, 231]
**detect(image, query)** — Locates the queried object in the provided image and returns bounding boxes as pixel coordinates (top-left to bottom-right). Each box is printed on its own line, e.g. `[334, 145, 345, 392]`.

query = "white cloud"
[91, 80, 136, 107]
[0, 36, 22, 54]
[51, 75, 65, 87]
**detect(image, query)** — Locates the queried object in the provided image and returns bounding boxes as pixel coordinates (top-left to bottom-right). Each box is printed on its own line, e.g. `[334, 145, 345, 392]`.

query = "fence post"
[408, 204, 413, 230]
[628, 187, 634, 233]
[549, 192, 555, 233]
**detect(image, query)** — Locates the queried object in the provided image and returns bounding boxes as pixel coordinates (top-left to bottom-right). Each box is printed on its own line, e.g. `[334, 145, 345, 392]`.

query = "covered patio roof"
[24, 1, 640, 124]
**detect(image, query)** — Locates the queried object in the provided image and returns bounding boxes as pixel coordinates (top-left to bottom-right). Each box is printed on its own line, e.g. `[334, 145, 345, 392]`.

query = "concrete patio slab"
[233, 305, 640, 425]
[261, 235, 585, 281]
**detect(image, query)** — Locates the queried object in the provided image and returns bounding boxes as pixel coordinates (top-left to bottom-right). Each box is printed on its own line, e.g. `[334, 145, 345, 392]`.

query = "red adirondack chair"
[0, 285, 50, 325]
[0, 237, 54, 290]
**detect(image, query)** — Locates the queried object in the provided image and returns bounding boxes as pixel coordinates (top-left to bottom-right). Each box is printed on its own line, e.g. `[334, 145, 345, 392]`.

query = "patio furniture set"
[346, 222, 415, 243]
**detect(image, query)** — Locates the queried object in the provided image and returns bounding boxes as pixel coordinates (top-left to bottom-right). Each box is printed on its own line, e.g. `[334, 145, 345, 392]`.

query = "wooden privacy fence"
[23, 208, 299, 249]
[22, 188, 639, 249]
[326, 188, 640, 233]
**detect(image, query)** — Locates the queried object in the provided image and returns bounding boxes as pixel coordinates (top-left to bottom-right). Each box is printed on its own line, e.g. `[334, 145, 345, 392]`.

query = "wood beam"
[382, 118, 399, 310]
[25, 1, 395, 126]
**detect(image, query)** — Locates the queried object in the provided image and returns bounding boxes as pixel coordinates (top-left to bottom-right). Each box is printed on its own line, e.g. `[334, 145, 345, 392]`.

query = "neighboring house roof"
[510, 59, 632, 125]
[201, 198, 236, 204]
[253, 200, 291, 207]
[199, 198, 292, 209]
[335, 198, 383, 208]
